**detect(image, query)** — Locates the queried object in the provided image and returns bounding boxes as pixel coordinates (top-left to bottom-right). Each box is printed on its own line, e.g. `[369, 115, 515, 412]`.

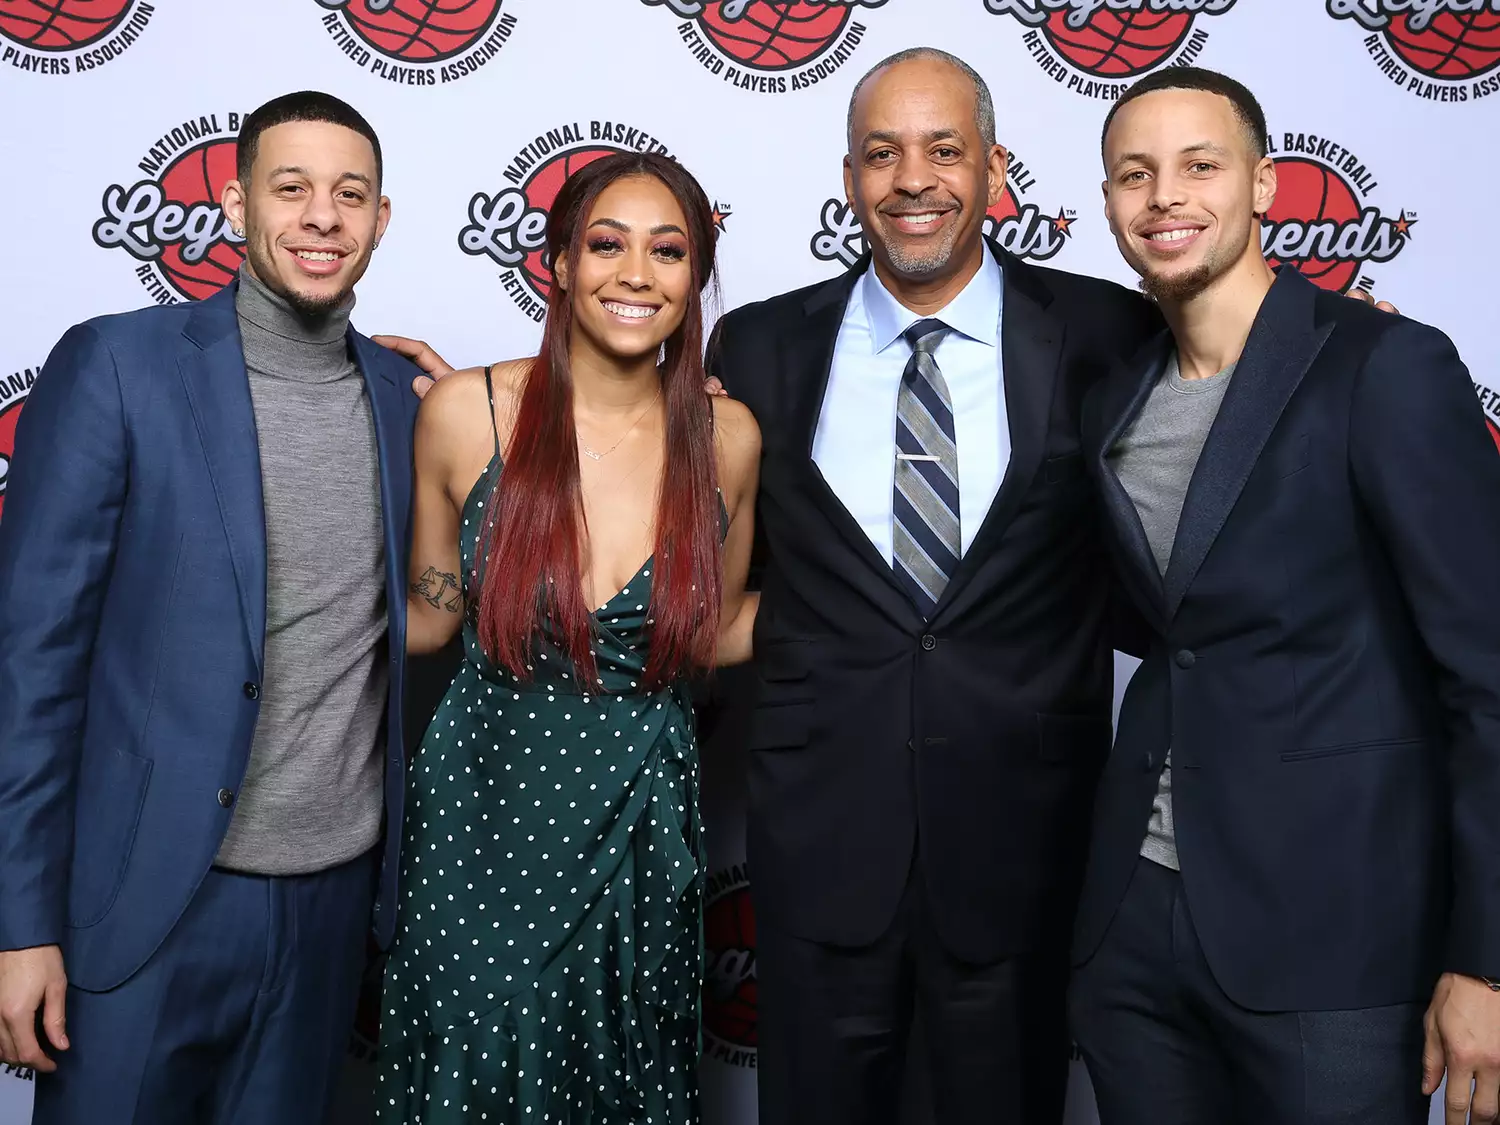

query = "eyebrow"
[588, 218, 687, 237]
[863, 128, 963, 148]
[267, 165, 373, 188]
[1112, 141, 1232, 171]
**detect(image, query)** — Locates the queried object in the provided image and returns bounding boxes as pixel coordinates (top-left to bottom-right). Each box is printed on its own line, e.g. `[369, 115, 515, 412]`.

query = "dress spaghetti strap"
[482, 364, 501, 457]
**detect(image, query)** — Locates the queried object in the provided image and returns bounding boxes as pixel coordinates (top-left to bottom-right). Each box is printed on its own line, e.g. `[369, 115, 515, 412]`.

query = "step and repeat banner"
[2, 1, 1498, 1122]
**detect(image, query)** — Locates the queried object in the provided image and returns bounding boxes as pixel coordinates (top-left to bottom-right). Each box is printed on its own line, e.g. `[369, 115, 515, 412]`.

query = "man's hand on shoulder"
[1348, 288, 1400, 315]
[0, 944, 68, 1072]
[371, 335, 459, 400]
[1424, 971, 1500, 1125]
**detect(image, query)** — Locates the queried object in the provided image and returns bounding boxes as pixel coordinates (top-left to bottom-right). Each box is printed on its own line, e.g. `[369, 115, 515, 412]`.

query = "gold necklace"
[579, 386, 661, 462]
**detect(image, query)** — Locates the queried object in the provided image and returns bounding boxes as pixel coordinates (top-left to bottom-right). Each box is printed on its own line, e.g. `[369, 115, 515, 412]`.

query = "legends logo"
[644, 0, 886, 94]
[1326, 0, 1500, 102]
[983, 0, 1235, 100]
[92, 113, 246, 305]
[702, 865, 757, 1067]
[0, 0, 155, 76]
[458, 121, 729, 323]
[316, 0, 519, 85]
[810, 152, 1076, 267]
[0, 366, 40, 523]
[1475, 381, 1500, 455]
[1261, 132, 1413, 294]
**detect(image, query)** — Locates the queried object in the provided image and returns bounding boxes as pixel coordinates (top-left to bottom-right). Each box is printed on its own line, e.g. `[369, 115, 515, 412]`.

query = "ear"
[842, 153, 854, 207]
[554, 251, 570, 293]
[221, 179, 247, 239]
[986, 144, 1009, 209]
[1251, 154, 1277, 219]
[1100, 178, 1112, 226]
[375, 195, 392, 247]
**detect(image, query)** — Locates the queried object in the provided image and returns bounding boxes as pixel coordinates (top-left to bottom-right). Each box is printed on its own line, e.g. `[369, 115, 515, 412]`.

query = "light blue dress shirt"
[812, 248, 1009, 564]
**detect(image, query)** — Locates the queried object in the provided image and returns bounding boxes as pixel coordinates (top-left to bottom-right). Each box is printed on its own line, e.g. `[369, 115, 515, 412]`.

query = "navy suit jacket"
[0, 283, 419, 991]
[1073, 267, 1500, 1010]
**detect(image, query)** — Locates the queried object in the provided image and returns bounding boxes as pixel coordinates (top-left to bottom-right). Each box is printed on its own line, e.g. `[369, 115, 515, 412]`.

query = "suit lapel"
[348, 332, 410, 649]
[1162, 268, 1333, 616]
[786, 263, 919, 620]
[178, 284, 267, 670]
[1094, 331, 1173, 629]
[932, 246, 1063, 624]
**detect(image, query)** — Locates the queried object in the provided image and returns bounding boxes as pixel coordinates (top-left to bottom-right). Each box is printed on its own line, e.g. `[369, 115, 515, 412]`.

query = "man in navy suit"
[0, 91, 422, 1124]
[1068, 66, 1500, 1125]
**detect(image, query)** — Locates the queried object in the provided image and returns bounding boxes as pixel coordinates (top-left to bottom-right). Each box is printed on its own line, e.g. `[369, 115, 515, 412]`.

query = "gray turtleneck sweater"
[214, 265, 387, 874]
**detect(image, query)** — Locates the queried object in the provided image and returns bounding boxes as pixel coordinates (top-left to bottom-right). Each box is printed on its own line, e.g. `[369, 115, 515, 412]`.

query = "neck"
[873, 237, 987, 317]
[1159, 250, 1276, 380]
[235, 262, 352, 347]
[568, 333, 663, 415]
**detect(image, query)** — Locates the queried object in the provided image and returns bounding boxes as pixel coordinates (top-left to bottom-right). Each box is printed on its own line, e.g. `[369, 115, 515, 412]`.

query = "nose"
[1147, 169, 1186, 213]
[616, 244, 653, 291]
[892, 146, 939, 198]
[299, 187, 342, 235]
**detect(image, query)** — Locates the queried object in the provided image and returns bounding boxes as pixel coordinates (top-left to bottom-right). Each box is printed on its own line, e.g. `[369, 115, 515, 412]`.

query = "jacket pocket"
[747, 700, 815, 751]
[1280, 736, 1422, 763]
[67, 748, 153, 929]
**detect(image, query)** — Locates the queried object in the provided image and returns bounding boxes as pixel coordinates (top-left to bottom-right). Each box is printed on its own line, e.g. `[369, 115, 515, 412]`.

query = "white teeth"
[899, 212, 942, 225]
[296, 250, 339, 261]
[603, 301, 657, 319]
[1148, 229, 1198, 242]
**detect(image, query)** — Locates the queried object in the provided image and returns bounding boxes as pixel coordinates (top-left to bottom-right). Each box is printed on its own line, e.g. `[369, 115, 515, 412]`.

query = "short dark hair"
[847, 47, 996, 151]
[1101, 66, 1268, 163]
[236, 91, 383, 188]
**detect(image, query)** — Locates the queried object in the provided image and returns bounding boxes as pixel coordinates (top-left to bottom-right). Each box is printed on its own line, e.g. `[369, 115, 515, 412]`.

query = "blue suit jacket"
[1073, 267, 1500, 1010]
[0, 284, 419, 991]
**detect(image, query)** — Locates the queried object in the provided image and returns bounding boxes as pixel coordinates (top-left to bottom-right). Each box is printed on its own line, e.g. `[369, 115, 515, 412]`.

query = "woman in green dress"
[381, 152, 760, 1124]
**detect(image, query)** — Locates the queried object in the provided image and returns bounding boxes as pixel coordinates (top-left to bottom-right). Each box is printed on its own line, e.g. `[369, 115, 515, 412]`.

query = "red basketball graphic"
[155, 139, 244, 302]
[1384, 9, 1500, 80]
[519, 146, 622, 302]
[986, 183, 1022, 228]
[1488, 418, 1500, 457]
[0, 0, 132, 51]
[1042, 8, 1193, 77]
[337, 0, 504, 63]
[702, 883, 757, 1047]
[1263, 157, 1363, 294]
[0, 394, 25, 523]
[698, 1, 850, 70]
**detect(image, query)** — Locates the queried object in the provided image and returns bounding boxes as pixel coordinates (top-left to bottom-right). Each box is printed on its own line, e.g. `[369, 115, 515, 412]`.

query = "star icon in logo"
[712, 202, 733, 234]
[1393, 210, 1416, 238]
[1051, 207, 1074, 236]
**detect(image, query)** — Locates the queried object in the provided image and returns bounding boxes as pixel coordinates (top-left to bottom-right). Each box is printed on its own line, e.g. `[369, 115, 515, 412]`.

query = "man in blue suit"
[0, 91, 421, 1124]
[1068, 67, 1500, 1125]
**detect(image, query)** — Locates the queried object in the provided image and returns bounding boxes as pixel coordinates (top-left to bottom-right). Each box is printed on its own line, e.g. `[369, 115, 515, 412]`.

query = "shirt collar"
[861, 242, 1003, 354]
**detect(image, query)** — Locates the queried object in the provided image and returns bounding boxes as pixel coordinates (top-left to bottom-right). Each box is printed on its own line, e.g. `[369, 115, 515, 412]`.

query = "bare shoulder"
[711, 394, 761, 499]
[417, 365, 489, 431]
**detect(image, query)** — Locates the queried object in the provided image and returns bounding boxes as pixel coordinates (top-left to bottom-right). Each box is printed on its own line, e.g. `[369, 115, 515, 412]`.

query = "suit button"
[1174, 649, 1196, 669]
[906, 738, 915, 752]
[217, 788, 234, 808]
[920, 634, 937, 651]
[243, 681, 260, 700]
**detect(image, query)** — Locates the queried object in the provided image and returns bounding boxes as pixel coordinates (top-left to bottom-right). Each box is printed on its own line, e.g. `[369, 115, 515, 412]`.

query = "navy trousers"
[33, 849, 376, 1125]
[1069, 856, 1432, 1125]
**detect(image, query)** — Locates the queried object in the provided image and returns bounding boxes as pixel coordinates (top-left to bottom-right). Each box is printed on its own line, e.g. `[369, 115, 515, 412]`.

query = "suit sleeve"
[0, 323, 129, 952]
[1349, 319, 1500, 982]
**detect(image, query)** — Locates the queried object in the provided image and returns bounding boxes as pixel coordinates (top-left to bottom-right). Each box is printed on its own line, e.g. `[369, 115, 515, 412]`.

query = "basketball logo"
[1260, 133, 1412, 295]
[1327, 0, 1500, 102]
[0, 371, 38, 524]
[810, 153, 1075, 268]
[315, 0, 518, 84]
[93, 112, 245, 305]
[1489, 417, 1500, 456]
[983, 0, 1236, 99]
[0, 0, 154, 75]
[644, 0, 887, 93]
[702, 867, 758, 1062]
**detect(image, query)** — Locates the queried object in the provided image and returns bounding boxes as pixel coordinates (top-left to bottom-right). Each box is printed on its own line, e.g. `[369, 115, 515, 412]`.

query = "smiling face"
[221, 120, 390, 315]
[844, 56, 1006, 286]
[1102, 87, 1276, 304]
[556, 174, 694, 365]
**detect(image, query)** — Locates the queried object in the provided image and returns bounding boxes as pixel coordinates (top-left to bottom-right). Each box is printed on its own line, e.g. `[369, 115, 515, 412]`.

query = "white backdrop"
[2, 1, 1498, 1122]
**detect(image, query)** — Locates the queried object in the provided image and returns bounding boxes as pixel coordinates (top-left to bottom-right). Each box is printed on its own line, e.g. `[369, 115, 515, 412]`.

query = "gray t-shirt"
[1107, 351, 1235, 871]
[213, 266, 388, 874]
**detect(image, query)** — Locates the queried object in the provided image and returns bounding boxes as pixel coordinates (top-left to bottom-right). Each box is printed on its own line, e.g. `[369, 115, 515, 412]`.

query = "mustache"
[878, 196, 960, 217]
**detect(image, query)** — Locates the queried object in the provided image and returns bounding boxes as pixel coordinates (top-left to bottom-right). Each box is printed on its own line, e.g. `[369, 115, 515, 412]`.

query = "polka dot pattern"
[378, 454, 708, 1123]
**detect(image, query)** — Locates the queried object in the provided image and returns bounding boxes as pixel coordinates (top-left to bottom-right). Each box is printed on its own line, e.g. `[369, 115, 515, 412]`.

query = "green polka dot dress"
[379, 387, 706, 1124]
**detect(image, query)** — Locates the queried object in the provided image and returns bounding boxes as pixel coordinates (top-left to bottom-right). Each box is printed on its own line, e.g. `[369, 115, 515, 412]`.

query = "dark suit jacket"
[0, 284, 420, 991]
[707, 241, 1161, 962]
[1073, 267, 1500, 1010]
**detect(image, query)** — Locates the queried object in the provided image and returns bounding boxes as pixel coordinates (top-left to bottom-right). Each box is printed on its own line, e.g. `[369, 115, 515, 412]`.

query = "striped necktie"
[893, 318, 959, 618]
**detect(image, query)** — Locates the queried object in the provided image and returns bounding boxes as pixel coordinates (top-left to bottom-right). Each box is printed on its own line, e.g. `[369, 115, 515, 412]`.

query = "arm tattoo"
[412, 566, 463, 613]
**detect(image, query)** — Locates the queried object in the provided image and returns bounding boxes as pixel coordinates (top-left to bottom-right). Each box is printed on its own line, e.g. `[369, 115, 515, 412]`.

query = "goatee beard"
[1140, 261, 1216, 303]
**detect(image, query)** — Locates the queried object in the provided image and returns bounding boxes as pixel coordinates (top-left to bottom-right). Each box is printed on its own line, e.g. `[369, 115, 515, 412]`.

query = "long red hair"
[475, 152, 723, 693]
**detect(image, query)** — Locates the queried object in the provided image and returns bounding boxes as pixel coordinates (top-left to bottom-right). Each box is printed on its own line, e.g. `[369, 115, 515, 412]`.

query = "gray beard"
[875, 216, 961, 279]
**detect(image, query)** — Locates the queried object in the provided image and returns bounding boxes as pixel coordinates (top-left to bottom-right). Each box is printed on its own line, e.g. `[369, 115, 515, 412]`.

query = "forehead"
[852, 59, 978, 140]
[251, 120, 377, 177]
[588, 175, 686, 224]
[1106, 88, 1245, 160]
